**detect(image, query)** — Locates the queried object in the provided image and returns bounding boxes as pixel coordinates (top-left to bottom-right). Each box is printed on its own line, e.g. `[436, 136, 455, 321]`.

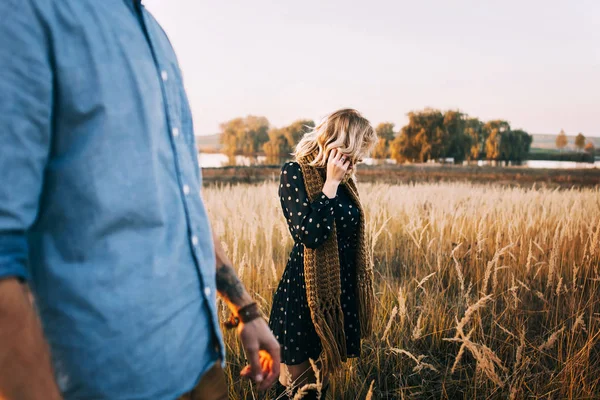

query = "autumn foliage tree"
[444, 111, 473, 164]
[220, 116, 270, 155]
[465, 118, 486, 161]
[575, 133, 586, 151]
[556, 129, 568, 151]
[390, 109, 449, 163]
[263, 119, 315, 157]
[484, 120, 511, 162]
[371, 122, 395, 159]
[390, 109, 532, 165]
[584, 142, 595, 155]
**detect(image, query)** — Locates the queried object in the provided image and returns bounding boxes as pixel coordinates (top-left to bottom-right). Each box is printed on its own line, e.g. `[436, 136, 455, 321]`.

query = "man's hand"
[238, 318, 281, 391]
[212, 231, 281, 391]
[0, 279, 62, 400]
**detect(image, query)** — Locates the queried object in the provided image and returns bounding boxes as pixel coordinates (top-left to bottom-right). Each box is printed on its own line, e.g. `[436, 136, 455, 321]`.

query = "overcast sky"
[143, 0, 599, 137]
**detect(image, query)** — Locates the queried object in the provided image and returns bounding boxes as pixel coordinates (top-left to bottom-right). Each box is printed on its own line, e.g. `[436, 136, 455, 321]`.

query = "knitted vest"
[297, 160, 375, 374]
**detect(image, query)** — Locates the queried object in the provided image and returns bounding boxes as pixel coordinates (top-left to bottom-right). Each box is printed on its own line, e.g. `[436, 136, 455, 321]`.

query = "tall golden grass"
[204, 181, 600, 399]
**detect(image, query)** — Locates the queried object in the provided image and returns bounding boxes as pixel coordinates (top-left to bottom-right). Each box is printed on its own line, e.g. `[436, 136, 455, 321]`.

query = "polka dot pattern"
[269, 162, 361, 365]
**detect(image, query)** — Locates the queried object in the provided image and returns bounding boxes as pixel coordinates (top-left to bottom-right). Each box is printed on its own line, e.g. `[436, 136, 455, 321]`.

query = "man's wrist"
[230, 296, 255, 314]
[224, 302, 262, 329]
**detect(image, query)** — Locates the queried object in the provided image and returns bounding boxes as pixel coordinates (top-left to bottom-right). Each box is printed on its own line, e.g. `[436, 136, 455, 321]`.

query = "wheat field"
[204, 180, 600, 400]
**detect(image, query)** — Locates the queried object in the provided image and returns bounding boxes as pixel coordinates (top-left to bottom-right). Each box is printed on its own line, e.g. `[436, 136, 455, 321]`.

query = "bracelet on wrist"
[223, 302, 262, 329]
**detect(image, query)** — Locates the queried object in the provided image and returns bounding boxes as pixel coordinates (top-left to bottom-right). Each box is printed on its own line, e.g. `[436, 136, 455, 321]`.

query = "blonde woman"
[269, 109, 377, 399]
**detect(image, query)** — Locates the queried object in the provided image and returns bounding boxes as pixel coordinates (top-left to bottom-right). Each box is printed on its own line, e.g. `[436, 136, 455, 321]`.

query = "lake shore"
[201, 164, 600, 188]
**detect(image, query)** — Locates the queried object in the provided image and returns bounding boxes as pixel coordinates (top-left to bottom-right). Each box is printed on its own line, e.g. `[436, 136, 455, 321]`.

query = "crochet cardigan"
[297, 159, 375, 374]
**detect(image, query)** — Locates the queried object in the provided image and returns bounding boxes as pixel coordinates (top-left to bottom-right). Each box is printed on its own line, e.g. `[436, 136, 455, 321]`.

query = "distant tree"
[484, 121, 532, 165]
[483, 120, 510, 162]
[485, 129, 501, 162]
[391, 109, 448, 163]
[507, 129, 533, 164]
[443, 110, 472, 164]
[241, 116, 270, 154]
[584, 142, 595, 155]
[220, 117, 244, 156]
[263, 119, 314, 157]
[372, 122, 395, 159]
[219, 116, 270, 155]
[390, 132, 415, 163]
[263, 128, 291, 157]
[465, 118, 485, 161]
[282, 119, 315, 149]
[372, 138, 390, 159]
[375, 122, 395, 141]
[556, 129, 568, 151]
[575, 133, 586, 151]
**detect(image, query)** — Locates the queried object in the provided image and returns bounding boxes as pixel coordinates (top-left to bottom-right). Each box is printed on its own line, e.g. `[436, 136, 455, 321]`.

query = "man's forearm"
[212, 233, 254, 312]
[0, 279, 62, 400]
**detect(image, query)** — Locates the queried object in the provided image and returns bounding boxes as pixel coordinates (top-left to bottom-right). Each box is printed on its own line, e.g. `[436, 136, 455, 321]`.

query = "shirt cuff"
[0, 264, 29, 282]
[0, 234, 30, 282]
[311, 192, 337, 212]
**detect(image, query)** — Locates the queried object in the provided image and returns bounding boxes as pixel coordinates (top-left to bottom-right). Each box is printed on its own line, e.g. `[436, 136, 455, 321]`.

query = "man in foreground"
[0, 1, 279, 399]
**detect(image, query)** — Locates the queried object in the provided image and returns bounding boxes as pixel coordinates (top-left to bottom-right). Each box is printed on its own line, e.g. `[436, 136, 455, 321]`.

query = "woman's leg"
[279, 362, 329, 397]
[280, 361, 313, 386]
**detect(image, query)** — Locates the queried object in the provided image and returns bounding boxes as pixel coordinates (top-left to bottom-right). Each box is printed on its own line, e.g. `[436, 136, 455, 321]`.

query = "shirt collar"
[125, 0, 142, 11]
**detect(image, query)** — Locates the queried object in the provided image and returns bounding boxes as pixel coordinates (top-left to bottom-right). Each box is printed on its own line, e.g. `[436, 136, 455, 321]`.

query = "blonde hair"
[293, 109, 377, 168]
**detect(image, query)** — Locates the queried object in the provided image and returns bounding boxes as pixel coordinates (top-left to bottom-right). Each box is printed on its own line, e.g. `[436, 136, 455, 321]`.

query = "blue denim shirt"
[0, 1, 225, 398]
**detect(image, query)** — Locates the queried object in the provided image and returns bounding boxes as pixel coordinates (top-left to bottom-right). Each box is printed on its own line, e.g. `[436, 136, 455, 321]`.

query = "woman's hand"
[323, 149, 350, 198]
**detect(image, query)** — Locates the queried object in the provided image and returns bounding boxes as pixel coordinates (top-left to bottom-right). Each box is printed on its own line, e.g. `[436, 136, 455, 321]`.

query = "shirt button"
[172, 127, 180, 137]
[192, 235, 199, 246]
[161, 70, 168, 81]
[183, 184, 190, 195]
[204, 287, 212, 296]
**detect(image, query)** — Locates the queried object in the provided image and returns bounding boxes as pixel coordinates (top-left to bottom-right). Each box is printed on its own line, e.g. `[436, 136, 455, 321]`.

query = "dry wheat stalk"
[445, 334, 504, 387]
[365, 380, 375, 400]
[525, 240, 534, 273]
[412, 313, 424, 340]
[509, 385, 519, 400]
[556, 276, 564, 296]
[572, 264, 580, 292]
[382, 306, 398, 341]
[547, 223, 562, 289]
[573, 313, 587, 333]
[455, 294, 493, 337]
[482, 244, 512, 294]
[450, 327, 475, 374]
[451, 243, 466, 297]
[539, 325, 565, 352]
[398, 287, 408, 326]
[590, 218, 600, 256]
[293, 384, 319, 400]
[415, 272, 436, 293]
[390, 348, 438, 374]
[515, 328, 526, 369]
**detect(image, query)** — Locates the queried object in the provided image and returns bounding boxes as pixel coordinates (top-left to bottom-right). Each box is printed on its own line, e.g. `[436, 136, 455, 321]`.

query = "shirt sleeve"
[0, 1, 53, 281]
[278, 162, 337, 249]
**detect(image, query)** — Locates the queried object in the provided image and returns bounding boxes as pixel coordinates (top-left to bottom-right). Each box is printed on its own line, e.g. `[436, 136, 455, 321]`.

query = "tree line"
[555, 129, 595, 154]
[219, 109, 594, 164]
[382, 109, 532, 164]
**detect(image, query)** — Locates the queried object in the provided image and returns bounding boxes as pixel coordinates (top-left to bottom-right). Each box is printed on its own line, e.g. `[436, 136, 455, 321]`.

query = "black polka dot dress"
[269, 161, 361, 366]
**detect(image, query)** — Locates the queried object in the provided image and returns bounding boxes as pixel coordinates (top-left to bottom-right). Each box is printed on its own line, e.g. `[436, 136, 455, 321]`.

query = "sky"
[143, 0, 599, 137]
